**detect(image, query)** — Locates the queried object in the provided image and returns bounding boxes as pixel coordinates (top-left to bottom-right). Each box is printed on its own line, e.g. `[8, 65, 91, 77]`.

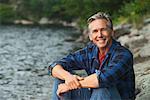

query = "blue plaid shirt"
[49, 39, 135, 99]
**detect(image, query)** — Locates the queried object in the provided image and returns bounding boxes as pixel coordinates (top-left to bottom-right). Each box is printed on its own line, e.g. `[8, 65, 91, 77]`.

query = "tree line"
[0, 0, 149, 28]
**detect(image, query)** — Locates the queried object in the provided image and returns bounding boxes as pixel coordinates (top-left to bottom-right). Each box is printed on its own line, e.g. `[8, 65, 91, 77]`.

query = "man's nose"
[98, 30, 103, 37]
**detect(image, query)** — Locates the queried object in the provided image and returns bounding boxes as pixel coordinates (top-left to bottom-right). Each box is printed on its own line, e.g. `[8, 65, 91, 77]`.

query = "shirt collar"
[89, 39, 120, 59]
[107, 39, 120, 55]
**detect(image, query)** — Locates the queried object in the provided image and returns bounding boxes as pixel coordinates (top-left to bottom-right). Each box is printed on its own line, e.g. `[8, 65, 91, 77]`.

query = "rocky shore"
[13, 18, 77, 28]
[116, 21, 150, 100]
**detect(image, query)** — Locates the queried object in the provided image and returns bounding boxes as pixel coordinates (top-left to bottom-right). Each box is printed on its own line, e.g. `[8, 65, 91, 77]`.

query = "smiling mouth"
[97, 37, 106, 42]
[98, 39, 105, 42]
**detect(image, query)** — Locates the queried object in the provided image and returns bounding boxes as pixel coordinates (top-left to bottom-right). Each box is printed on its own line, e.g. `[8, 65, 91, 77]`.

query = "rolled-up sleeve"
[97, 49, 133, 88]
[48, 62, 58, 75]
[48, 48, 88, 76]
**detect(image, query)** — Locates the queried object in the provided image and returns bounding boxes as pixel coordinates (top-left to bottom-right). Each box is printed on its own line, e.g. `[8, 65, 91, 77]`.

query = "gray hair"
[87, 12, 113, 29]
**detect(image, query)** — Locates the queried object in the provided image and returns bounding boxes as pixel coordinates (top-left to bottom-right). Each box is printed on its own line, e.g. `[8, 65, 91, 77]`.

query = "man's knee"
[51, 78, 65, 100]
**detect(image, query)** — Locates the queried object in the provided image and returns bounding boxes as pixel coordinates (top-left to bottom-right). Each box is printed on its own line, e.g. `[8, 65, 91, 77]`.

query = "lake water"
[0, 25, 83, 100]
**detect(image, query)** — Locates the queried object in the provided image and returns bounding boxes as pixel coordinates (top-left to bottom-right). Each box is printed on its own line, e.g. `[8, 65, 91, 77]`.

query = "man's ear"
[111, 30, 114, 37]
[89, 34, 92, 41]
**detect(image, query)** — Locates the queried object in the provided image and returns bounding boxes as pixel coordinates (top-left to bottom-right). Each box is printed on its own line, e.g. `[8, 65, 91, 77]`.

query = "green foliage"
[0, 4, 16, 24]
[16, 0, 62, 21]
[0, 0, 149, 28]
[16, 0, 43, 20]
[118, 0, 150, 27]
[51, 0, 132, 28]
[0, 0, 9, 4]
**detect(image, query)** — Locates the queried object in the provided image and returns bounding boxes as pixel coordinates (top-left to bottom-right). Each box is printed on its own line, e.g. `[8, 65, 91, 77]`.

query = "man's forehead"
[88, 19, 108, 29]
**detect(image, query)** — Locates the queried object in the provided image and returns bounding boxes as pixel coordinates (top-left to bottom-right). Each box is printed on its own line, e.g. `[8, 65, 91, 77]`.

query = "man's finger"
[76, 76, 84, 81]
[57, 89, 61, 96]
[68, 82, 77, 90]
[74, 78, 80, 87]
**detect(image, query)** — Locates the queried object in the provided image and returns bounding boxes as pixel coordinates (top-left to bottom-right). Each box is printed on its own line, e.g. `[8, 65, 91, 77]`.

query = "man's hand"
[57, 75, 84, 96]
[57, 83, 70, 97]
[64, 74, 84, 90]
[52, 65, 82, 89]
[79, 73, 99, 88]
[74, 75, 84, 81]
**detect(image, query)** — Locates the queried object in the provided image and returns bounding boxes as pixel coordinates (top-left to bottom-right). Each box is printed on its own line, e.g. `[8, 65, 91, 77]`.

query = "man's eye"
[101, 28, 108, 32]
[92, 30, 98, 33]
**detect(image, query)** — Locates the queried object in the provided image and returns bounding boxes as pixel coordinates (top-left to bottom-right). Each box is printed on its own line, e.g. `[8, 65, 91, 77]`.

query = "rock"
[61, 21, 77, 27]
[144, 18, 150, 25]
[14, 20, 21, 24]
[14, 20, 34, 25]
[113, 24, 132, 39]
[139, 43, 150, 57]
[39, 17, 49, 25]
[118, 32, 147, 54]
[76, 29, 89, 43]
[128, 35, 147, 51]
[140, 24, 150, 42]
[21, 20, 33, 25]
[129, 29, 139, 37]
[117, 35, 130, 46]
[134, 60, 150, 100]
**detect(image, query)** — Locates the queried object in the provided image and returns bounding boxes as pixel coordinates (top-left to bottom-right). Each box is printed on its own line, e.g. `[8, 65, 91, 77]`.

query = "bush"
[0, 4, 16, 24]
[118, 0, 150, 27]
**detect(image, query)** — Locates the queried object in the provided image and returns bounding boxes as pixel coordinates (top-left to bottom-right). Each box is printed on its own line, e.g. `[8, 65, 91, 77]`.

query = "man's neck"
[99, 48, 107, 55]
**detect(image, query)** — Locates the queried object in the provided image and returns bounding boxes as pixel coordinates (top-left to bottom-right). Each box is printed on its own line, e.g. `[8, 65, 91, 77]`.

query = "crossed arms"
[52, 64, 99, 96]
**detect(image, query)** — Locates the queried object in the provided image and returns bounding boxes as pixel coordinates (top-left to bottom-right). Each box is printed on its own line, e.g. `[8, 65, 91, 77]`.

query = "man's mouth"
[97, 37, 106, 42]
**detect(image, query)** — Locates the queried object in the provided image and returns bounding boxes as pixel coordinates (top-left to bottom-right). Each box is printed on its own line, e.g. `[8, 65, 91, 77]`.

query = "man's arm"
[57, 73, 99, 95]
[79, 73, 99, 88]
[49, 46, 89, 90]
[52, 64, 81, 90]
[53, 66, 99, 89]
[52, 64, 71, 80]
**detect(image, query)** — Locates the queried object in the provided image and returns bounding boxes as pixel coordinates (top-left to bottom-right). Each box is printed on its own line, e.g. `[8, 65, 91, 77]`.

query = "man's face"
[88, 19, 113, 49]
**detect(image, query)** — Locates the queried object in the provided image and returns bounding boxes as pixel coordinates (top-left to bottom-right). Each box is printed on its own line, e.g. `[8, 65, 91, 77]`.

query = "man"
[48, 12, 135, 100]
